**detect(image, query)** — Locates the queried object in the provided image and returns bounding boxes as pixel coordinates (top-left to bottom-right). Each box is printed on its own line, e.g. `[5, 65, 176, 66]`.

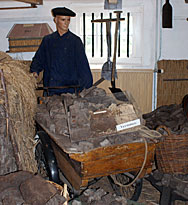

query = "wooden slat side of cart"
[39, 122, 158, 190]
[35, 90, 161, 190]
[52, 141, 156, 190]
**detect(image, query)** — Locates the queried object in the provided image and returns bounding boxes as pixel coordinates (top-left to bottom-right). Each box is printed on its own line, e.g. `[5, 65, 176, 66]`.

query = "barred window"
[80, 12, 132, 59]
[72, 5, 143, 67]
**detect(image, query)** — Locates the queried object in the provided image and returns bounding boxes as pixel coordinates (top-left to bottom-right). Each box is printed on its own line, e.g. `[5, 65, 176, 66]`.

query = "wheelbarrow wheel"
[34, 131, 60, 184]
[35, 139, 49, 180]
[108, 173, 143, 201]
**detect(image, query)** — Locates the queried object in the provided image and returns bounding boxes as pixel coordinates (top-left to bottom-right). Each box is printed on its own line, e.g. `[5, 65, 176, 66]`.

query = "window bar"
[127, 12, 130, 58]
[92, 13, 94, 57]
[118, 12, 121, 57]
[100, 13, 103, 57]
[83, 13, 86, 49]
[109, 13, 112, 57]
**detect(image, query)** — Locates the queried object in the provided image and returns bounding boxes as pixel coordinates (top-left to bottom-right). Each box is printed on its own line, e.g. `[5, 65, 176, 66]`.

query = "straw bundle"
[0, 51, 12, 62]
[0, 56, 38, 173]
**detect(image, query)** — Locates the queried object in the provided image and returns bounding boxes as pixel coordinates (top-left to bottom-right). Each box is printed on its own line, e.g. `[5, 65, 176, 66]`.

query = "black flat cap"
[51, 7, 76, 17]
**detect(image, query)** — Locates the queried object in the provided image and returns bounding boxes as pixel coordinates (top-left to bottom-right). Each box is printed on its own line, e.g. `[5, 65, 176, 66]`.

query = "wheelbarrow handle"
[36, 85, 80, 90]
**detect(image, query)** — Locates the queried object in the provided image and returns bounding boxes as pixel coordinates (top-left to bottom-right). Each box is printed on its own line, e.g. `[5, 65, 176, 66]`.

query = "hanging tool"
[93, 19, 118, 85]
[80, 15, 125, 98]
[80, 23, 114, 98]
[109, 11, 128, 102]
[81, 12, 127, 100]
[90, 15, 125, 87]
[101, 21, 116, 81]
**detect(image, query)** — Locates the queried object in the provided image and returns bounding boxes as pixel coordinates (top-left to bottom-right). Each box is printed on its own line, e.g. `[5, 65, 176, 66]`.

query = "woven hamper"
[156, 125, 188, 174]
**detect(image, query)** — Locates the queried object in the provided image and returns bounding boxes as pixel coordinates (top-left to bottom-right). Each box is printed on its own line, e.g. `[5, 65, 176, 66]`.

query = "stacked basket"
[156, 125, 188, 174]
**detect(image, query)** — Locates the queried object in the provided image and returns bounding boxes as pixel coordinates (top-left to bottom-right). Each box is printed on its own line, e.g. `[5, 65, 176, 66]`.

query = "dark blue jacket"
[30, 30, 93, 95]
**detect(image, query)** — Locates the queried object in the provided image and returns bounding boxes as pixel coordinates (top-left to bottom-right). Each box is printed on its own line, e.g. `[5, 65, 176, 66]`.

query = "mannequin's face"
[54, 15, 71, 35]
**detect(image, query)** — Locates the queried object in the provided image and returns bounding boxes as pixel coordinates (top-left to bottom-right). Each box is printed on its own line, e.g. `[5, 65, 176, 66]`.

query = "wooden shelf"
[0, 0, 43, 10]
[15, 0, 43, 5]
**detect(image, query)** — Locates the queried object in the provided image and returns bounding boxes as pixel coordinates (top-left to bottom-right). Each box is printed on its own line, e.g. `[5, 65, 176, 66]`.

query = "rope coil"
[110, 136, 148, 187]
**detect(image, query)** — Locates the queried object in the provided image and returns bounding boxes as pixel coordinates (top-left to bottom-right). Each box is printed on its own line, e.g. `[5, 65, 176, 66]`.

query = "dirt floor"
[138, 179, 160, 205]
[70, 176, 188, 205]
[139, 179, 188, 205]
[139, 178, 188, 205]
[1, 170, 188, 204]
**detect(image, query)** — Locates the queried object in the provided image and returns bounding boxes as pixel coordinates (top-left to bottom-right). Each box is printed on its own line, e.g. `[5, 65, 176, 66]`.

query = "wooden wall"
[36, 68, 153, 114]
[32, 60, 188, 114]
[157, 60, 188, 107]
[92, 69, 153, 114]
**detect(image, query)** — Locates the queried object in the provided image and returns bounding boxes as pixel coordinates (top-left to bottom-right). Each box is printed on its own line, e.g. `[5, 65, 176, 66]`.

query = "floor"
[70, 175, 188, 205]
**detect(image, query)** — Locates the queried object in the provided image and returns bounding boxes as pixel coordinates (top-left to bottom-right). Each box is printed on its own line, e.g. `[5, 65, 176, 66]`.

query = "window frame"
[70, 3, 144, 69]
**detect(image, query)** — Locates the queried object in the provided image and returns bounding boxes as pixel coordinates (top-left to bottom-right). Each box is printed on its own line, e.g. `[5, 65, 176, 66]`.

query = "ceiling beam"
[15, 0, 43, 5]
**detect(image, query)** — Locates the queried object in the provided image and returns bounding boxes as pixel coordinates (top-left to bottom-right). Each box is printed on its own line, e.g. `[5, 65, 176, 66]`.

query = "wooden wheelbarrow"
[35, 90, 161, 200]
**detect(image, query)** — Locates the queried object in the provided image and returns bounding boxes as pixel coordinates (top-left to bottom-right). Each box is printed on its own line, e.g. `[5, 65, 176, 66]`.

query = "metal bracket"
[104, 0, 122, 10]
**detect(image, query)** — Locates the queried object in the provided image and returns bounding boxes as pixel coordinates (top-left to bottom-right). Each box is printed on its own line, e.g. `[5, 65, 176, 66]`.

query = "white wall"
[160, 0, 188, 60]
[0, 0, 156, 68]
[0, 0, 187, 64]
[0, 0, 74, 60]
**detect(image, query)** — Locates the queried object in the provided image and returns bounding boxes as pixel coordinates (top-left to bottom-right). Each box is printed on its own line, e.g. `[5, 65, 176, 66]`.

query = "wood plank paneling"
[157, 60, 188, 107]
[92, 69, 153, 114]
[35, 69, 153, 114]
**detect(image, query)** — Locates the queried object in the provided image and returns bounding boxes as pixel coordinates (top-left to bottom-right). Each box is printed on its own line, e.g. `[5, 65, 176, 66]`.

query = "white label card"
[116, 119, 141, 132]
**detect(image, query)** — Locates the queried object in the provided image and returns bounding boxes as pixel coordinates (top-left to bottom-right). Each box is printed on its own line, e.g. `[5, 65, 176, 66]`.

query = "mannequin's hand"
[32, 72, 38, 79]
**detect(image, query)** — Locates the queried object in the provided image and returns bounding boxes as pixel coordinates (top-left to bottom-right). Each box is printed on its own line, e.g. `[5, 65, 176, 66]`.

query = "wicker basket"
[156, 125, 188, 174]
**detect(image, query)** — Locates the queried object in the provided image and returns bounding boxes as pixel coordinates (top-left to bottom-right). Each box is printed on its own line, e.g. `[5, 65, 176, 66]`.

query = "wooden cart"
[35, 89, 161, 197]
